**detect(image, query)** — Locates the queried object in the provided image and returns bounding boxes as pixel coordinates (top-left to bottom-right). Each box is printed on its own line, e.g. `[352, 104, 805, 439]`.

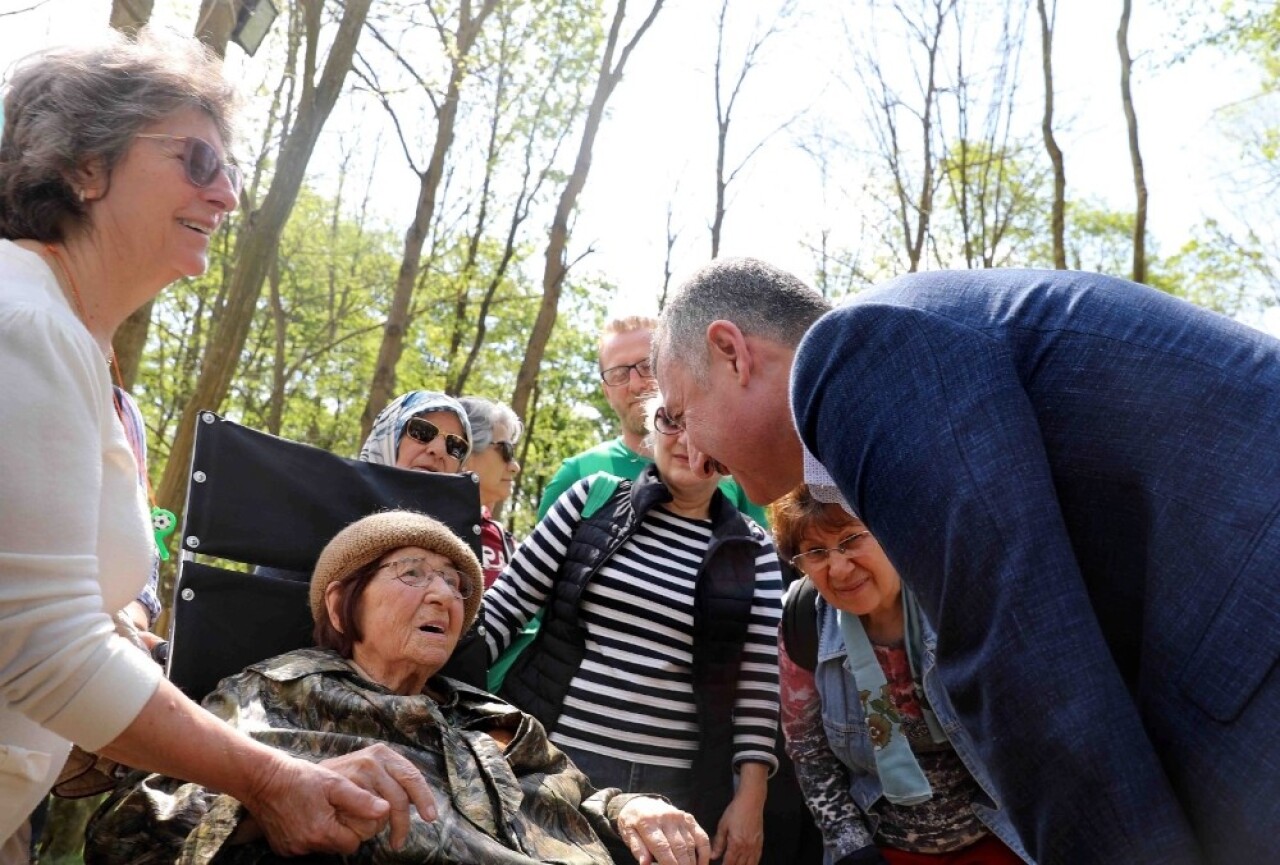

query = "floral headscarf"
[358, 390, 472, 467]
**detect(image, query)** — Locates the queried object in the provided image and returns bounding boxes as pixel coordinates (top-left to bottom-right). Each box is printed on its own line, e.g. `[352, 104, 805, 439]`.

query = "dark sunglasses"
[136, 134, 243, 195]
[491, 440, 517, 463]
[403, 417, 470, 463]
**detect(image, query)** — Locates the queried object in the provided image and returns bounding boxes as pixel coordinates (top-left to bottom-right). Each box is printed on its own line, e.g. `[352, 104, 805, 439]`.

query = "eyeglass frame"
[135, 134, 243, 195]
[600, 359, 655, 387]
[489, 440, 517, 463]
[789, 530, 873, 573]
[402, 416, 471, 463]
[654, 406, 684, 436]
[377, 557, 473, 600]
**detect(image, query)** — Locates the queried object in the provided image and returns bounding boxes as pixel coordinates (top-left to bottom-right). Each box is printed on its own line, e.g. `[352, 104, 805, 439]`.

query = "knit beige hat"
[309, 510, 484, 633]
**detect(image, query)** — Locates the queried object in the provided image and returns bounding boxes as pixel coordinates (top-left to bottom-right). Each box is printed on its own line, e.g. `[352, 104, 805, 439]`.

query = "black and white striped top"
[483, 476, 783, 770]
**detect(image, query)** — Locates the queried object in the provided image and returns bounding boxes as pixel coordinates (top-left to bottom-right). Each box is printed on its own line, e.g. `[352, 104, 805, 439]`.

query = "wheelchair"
[165, 411, 487, 702]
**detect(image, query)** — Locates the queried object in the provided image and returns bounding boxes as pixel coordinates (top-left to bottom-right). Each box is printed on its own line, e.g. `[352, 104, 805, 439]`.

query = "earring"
[77, 188, 85, 204]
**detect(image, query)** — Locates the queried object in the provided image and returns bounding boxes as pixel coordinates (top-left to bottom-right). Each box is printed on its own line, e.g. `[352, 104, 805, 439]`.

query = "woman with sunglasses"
[0, 31, 430, 859]
[458, 397, 523, 589]
[769, 487, 1029, 865]
[483, 395, 783, 865]
[358, 390, 472, 473]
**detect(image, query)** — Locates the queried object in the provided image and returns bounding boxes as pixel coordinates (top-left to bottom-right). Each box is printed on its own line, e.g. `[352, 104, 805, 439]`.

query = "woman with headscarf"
[359, 390, 472, 473]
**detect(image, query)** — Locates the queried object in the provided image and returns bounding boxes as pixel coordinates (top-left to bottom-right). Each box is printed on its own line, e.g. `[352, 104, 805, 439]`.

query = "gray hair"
[458, 396, 524, 451]
[654, 257, 831, 382]
[0, 28, 237, 242]
[641, 391, 663, 452]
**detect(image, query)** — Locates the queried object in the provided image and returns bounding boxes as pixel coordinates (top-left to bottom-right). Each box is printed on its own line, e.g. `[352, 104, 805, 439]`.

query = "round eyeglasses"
[653, 406, 684, 435]
[136, 134, 243, 195]
[378, 557, 473, 600]
[789, 531, 872, 574]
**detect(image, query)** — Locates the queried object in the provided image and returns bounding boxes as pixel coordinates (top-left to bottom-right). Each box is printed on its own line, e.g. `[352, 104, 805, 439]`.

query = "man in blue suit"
[653, 258, 1279, 865]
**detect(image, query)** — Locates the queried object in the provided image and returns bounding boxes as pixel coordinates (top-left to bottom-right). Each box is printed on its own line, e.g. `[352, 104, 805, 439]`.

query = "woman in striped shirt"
[483, 397, 783, 865]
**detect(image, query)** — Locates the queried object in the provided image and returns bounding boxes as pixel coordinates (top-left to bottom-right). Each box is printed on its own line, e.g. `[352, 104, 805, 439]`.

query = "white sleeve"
[0, 301, 160, 750]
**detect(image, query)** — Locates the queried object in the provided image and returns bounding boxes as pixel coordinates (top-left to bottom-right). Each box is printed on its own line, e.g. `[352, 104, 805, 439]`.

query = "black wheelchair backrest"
[167, 411, 483, 701]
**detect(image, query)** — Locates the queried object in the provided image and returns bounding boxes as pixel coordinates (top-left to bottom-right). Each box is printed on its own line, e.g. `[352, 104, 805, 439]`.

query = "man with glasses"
[653, 257, 1280, 865]
[537, 315, 765, 524]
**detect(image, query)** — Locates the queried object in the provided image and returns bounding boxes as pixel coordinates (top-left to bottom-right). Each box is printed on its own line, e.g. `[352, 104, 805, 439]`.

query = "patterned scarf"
[358, 390, 472, 466]
[837, 584, 948, 805]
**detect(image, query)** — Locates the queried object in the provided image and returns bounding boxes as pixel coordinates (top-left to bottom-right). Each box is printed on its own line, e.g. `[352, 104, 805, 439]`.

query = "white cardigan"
[0, 240, 161, 839]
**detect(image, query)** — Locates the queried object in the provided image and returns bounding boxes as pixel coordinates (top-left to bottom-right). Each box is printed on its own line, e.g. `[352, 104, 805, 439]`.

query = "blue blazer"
[791, 269, 1280, 865]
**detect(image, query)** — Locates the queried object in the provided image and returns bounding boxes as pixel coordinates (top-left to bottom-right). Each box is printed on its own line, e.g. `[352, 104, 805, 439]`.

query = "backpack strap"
[580, 471, 625, 519]
[781, 575, 820, 672]
[487, 472, 625, 694]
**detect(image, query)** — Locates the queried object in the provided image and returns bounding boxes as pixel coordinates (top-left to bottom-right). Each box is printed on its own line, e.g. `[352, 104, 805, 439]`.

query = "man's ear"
[324, 581, 346, 635]
[706, 320, 751, 384]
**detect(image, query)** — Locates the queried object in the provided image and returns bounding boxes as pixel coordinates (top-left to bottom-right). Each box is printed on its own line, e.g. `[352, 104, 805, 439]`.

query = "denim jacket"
[808, 597, 1032, 863]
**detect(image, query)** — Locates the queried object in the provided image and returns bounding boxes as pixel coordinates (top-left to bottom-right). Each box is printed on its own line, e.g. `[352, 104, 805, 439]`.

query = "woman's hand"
[711, 763, 767, 865]
[616, 796, 711, 865]
[319, 744, 439, 849]
[240, 747, 434, 856]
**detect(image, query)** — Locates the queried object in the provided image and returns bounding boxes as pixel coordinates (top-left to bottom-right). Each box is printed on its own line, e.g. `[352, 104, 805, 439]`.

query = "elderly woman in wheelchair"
[87, 511, 710, 865]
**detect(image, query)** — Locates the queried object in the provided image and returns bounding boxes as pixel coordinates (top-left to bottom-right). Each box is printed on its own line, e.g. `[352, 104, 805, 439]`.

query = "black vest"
[500, 464, 764, 831]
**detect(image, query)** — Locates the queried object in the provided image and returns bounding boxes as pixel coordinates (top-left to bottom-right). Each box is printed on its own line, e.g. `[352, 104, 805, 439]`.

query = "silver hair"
[641, 391, 663, 452]
[0, 28, 237, 242]
[653, 257, 831, 383]
[457, 396, 524, 451]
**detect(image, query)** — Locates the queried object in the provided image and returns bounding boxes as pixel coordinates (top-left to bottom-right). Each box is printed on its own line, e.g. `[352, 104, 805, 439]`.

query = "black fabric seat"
[166, 411, 485, 702]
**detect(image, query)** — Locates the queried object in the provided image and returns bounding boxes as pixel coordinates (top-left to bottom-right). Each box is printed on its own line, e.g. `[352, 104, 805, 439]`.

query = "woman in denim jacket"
[772, 487, 1031, 865]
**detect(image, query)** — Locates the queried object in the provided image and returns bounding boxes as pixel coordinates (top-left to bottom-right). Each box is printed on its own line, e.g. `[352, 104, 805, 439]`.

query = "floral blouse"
[779, 633, 989, 859]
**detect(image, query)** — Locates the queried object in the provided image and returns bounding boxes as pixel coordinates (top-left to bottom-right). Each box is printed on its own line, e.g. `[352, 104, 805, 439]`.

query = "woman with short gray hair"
[458, 396, 524, 587]
[0, 31, 421, 857]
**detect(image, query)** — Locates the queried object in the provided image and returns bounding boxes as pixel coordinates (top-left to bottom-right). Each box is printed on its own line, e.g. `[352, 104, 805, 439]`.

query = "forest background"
[6, 0, 1280, 858]
[5, 0, 1280, 553]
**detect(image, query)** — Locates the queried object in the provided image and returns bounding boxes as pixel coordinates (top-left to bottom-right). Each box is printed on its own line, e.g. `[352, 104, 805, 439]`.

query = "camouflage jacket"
[86, 648, 646, 865]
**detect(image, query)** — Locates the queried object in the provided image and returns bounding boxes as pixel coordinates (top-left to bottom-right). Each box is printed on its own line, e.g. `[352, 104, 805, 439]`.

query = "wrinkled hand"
[241, 747, 433, 857]
[616, 796, 710, 865]
[320, 744, 438, 849]
[710, 791, 763, 865]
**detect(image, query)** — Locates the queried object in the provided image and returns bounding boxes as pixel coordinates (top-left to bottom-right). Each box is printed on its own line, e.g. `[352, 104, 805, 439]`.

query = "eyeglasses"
[136, 134, 243, 195]
[789, 531, 872, 573]
[654, 406, 684, 435]
[403, 417, 470, 463]
[600, 359, 655, 386]
[490, 440, 517, 463]
[378, 557, 473, 600]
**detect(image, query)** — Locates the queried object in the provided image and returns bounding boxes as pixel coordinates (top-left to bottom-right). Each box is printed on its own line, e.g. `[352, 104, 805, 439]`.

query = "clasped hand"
[616, 796, 712, 865]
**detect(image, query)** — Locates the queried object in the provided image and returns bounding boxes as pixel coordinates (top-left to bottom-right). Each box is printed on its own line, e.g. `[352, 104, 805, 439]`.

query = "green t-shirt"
[536, 437, 769, 525]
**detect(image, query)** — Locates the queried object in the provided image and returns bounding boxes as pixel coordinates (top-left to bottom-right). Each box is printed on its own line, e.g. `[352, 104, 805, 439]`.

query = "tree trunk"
[194, 0, 237, 57]
[1037, 0, 1066, 269]
[107, 0, 156, 389]
[109, 0, 154, 34]
[157, 0, 373, 517]
[510, 0, 666, 421]
[1118, 0, 1147, 283]
[109, 0, 238, 390]
[360, 0, 500, 440]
